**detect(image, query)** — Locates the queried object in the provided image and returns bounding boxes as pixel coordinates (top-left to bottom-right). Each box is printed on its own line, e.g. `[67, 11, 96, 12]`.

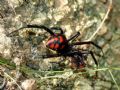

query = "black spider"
[8, 24, 103, 69]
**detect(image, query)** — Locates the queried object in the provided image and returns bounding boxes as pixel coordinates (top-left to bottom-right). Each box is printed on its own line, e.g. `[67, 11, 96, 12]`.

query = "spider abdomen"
[46, 35, 67, 51]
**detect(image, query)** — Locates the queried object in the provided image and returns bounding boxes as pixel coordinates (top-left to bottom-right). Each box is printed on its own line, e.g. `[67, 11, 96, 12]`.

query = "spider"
[8, 24, 103, 69]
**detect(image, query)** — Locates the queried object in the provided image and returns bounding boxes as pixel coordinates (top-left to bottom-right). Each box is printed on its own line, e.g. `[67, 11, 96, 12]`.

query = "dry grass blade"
[87, 0, 113, 41]
[4, 72, 23, 90]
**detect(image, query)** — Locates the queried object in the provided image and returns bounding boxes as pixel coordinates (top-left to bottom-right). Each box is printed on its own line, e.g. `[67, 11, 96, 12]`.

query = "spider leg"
[67, 32, 80, 42]
[71, 41, 104, 54]
[81, 50, 98, 67]
[38, 52, 71, 65]
[81, 50, 99, 79]
[8, 24, 55, 36]
[39, 53, 62, 59]
[89, 51, 98, 67]
[71, 41, 101, 49]
[39, 52, 72, 59]
[39, 50, 81, 59]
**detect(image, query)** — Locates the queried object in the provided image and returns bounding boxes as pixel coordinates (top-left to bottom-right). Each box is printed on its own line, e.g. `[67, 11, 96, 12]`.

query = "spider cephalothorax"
[8, 24, 102, 69]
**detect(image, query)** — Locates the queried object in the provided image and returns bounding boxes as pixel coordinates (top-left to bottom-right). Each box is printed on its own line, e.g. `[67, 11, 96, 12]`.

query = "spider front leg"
[8, 24, 55, 36]
[71, 41, 102, 50]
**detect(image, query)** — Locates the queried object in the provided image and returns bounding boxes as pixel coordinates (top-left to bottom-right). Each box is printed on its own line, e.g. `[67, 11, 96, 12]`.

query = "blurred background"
[0, 0, 120, 90]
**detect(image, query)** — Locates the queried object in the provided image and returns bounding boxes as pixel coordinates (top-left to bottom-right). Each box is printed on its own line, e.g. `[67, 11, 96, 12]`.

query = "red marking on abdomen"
[54, 38, 58, 41]
[47, 39, 54, 45]
[46, 35, 67, 50]
[54, 44, 59, 49]
[49, 43, 54, 49]
[59, 36, 64, 43]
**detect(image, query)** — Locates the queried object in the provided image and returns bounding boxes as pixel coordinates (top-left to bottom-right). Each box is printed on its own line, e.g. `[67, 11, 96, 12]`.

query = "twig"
[87, 0, 112, 41]
[41, 75, 66, 79]
[0, 78, 7, 90]
[0, 76, 7, 89]
[4, 72, 23, 90]
[108, 70, 120, 90]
